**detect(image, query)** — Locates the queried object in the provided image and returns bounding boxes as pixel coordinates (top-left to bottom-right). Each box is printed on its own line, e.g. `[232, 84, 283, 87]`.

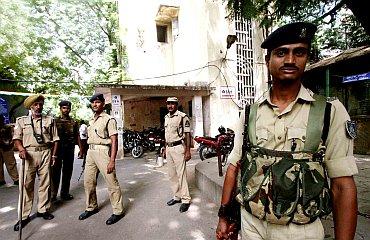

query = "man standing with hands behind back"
[164, 97, 192, 213]
[13, 94, 59, 231]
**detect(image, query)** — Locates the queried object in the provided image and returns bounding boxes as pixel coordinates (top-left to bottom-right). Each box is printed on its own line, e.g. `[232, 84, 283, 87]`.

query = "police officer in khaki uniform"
[0, 114, 19, 186]
[51, 100, 82, 201]
[78, 93, 124, 225]
[216, 22, 358, 240]
[13, 94, 59, 231]
[164, 97, 192, 213]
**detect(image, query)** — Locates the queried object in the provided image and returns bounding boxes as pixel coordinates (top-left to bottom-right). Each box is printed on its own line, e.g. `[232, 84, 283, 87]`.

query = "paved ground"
[0, 150, 219, 240]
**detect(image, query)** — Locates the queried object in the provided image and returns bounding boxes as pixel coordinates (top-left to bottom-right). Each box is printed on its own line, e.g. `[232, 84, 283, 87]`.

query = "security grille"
[235, 16, 254, 107]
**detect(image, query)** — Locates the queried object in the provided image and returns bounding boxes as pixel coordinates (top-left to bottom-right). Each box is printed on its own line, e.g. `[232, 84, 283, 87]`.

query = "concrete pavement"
[0, 150, 219, 240]
[195, 154, 370, 240]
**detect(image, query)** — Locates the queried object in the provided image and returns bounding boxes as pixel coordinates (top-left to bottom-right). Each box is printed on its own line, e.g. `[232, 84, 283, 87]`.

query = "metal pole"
[18, 158, 25, 240]
[325, 68, 330, 97]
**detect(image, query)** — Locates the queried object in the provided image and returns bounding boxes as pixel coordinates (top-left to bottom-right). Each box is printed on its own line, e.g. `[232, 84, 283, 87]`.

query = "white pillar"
[192, 96, 203, 137]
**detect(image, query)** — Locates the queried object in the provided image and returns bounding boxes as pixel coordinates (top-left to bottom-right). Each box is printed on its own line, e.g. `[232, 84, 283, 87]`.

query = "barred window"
[235, 16, 255, 107]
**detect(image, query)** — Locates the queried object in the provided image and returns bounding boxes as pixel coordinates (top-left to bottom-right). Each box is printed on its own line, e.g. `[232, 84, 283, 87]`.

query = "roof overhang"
[155, 5, 179, 23]
[95, 84, 214, 101]
[306, 46, 370, 72]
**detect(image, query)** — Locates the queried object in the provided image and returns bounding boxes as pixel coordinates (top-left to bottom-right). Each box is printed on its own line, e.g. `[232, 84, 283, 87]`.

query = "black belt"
[166, 140, 183, 147]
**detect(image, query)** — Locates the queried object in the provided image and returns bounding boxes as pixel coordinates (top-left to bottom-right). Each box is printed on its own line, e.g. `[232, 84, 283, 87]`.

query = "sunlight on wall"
[0, 206, 15, 213]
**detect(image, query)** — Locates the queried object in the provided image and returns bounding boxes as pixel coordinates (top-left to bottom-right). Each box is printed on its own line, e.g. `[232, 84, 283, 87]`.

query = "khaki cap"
[24, 94, 45, 109]
[166, 97, 178, 102]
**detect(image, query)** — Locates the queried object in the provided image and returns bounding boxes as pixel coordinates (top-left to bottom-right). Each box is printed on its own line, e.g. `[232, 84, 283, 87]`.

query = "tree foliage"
[0, 0, 125, 119]
[225, 0, 370, 56]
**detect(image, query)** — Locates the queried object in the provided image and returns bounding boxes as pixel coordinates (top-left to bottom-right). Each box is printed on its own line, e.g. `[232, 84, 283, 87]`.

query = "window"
[235, 16, 255, 107]
[156, 25, 167, 43]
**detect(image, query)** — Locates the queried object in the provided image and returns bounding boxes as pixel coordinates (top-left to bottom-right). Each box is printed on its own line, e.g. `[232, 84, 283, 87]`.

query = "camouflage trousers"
[240, 207, 325, 240]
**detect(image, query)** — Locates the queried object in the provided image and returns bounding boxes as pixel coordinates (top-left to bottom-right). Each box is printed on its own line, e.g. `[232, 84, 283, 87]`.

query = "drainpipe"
[325, 68, 330, 97]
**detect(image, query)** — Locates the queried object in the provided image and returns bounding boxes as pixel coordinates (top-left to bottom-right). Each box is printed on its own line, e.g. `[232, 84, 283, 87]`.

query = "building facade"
[96, 0, 267, 157]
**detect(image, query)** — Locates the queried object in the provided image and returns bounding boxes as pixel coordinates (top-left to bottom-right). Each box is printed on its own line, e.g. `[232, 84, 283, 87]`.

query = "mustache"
[280, 64, 299, 71]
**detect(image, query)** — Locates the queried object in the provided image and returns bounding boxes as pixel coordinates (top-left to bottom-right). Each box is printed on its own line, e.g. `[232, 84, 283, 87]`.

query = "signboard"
[111, 95, 121, 106]
[220, 86, 236, 99]
[343, 72, 370, 83]
[0, 97, 10, 124]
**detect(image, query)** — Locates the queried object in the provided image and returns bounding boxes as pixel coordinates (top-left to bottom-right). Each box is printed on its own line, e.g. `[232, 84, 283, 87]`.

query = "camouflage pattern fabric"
[239, 145, 331, 225]
[0, 125, 14, 151]
[55, 117, 78, 145]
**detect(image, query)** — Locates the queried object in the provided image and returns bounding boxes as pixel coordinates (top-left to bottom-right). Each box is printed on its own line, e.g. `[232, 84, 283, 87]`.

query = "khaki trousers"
[241, 207, 325, 240]
[166, 144, 191, 203]
[19, 149, 51, 220]
[84, 147, 123, 215]
[0, 148, 19, 182]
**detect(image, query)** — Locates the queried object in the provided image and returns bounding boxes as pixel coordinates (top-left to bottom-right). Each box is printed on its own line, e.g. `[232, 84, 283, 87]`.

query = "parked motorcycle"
[194, 126, 235, 176]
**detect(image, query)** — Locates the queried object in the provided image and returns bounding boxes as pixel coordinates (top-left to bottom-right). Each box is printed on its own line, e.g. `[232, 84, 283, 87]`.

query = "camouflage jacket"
[238, 94, 332, 225]
[55, 116, 79, 146]
[0, 125, 13, 150]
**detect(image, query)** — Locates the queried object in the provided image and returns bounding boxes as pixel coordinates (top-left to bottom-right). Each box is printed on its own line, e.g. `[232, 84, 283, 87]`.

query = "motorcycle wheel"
[131, 146, 144, 158]
[199, 145, 212, 161]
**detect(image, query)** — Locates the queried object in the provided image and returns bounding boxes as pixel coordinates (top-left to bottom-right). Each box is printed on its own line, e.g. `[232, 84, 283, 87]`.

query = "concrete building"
[96, 0, 267, 157]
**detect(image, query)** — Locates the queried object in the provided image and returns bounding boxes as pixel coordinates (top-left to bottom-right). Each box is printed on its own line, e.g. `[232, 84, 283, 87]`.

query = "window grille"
[235, 16, 254, 107]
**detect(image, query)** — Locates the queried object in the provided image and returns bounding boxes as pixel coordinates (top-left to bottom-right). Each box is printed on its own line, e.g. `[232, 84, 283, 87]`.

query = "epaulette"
[326, 97, 338, 102]
[178, 111, 187, 118]
[16, 116, 28, 120]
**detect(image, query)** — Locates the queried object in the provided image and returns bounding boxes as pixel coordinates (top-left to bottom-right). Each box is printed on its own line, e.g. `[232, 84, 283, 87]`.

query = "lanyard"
[30, 116, 44, 143]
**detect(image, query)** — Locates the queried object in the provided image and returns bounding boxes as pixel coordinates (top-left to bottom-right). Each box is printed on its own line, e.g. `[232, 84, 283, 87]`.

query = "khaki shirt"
[164, 110, 191, 142]
[13, 115, 59, 147]
[87, 112, 117, 145]
[229, 85, 358, 178]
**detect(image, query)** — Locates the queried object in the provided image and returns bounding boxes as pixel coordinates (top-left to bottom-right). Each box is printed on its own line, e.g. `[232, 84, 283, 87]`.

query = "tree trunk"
[345, 0, 370, 36]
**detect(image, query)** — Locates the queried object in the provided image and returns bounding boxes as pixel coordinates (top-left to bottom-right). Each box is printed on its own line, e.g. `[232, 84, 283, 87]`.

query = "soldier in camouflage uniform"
[0, 114, 19, 186]
[51, 100, 82, 201]
[216, 22, 358, 240]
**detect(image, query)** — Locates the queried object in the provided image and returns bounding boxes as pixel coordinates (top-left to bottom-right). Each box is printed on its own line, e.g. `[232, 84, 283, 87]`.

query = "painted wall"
[118, 0, 267, 137]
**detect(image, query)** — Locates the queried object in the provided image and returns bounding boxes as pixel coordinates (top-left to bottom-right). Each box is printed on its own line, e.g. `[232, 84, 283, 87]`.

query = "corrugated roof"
[306, 45, 370, 71]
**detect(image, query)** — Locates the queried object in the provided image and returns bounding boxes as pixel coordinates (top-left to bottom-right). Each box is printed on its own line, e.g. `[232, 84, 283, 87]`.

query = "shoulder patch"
[185, 119, 190, 127]
[345, 120, 357, 139]
[326, 96, 338, 102]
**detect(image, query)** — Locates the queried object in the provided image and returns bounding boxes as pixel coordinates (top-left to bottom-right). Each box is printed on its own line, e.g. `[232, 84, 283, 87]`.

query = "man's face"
[266, 43, 309, 83]
[30, 101, 44, 117]
[166, 101, 178, 114]
[60, 106, 71, 116]
[91, 100, 104, 113]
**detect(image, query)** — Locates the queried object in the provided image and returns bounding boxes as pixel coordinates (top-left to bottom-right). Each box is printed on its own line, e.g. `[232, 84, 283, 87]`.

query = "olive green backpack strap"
[304, 94, 327, 151]
[248, 103, 258, 145]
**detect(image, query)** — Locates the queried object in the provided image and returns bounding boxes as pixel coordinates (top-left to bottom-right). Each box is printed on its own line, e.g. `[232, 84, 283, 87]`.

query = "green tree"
[225, 0, 370, 54]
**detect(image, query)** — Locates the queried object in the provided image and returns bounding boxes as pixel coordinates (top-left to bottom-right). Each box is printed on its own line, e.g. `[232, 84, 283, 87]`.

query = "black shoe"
[78, 209, 99, 220]
[0, 180, 6, 186]
[13, 180, 19, 185]
[179, 203, 191, 213]
[14, 217, 30, 231]
[36, 212, 54, 220]
[166, 199, 181, 206]
[106, 214, 124, 225]
[61, 194, 74, 201]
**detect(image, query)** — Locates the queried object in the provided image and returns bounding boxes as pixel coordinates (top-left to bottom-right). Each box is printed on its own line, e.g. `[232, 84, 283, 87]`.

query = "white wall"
[118, 0, 267, 137]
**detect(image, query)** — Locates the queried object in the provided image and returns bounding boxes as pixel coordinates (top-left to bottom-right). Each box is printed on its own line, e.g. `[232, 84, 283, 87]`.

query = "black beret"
[261, 22, 317, 50]
[89, 93, 105, 103]
[59, 100, 71, 107]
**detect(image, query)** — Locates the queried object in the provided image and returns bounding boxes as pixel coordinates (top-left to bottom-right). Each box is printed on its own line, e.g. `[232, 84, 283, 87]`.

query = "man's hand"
[19, 149, 27, 160]
[216, 217, 238, 240]
[107, 160, 115, 174]
[184, 150, 191, 162]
